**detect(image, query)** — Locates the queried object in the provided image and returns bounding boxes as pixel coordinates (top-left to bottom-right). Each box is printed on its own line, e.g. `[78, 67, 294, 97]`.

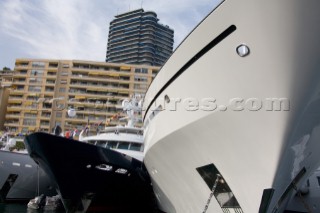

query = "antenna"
[141, 0, 143, 8]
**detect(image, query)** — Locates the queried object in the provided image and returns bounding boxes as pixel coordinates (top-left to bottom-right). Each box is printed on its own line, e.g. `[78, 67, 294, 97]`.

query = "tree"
[2, 67, 11, 71]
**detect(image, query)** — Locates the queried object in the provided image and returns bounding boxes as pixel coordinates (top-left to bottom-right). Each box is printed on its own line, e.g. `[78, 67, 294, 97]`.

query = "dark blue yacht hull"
[25, 132, 156, 213]
[0, 150, 55, 202]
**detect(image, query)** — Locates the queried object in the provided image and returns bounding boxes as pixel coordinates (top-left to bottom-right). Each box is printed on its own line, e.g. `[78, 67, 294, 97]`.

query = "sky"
[0, 0, 222, 70]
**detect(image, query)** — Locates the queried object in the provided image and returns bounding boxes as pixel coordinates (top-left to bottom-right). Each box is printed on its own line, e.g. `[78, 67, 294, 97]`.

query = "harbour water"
[0, 203, 65, 213]
[0, 203, 26, 213]
[0, 203, 158, 212]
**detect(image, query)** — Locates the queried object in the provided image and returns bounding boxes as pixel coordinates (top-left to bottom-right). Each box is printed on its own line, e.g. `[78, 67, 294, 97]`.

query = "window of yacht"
[96, 141, 107, 147]
[117, 142, 129, 150]
[129, 143, 141, 151]
[106, 141, 118, 149]
[87, 140, 95, 145]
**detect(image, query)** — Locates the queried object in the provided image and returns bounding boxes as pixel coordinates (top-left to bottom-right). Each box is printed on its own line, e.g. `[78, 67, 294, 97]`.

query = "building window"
[134, 84, 147, 90]
[49, 63, 58, 68]
[45, 87, 54, 92]
[23, 118, 36, 126]
[16, 85, 25, 90]
[31, 70, 44, 76]
[29, 77, 43, 83]
[46, 80, 56, 84]
[32, 62, 45, 67]
[47, 72, 56, 76]
[134, 76, 148, 82]
[18, 62, 29, 67]
[56, 112, 62, 118]
[55, 121, 61, 126]
[135, 68, 148, 74]
[59, 88, 66, 92]
[152, 70, 158, 76]
[24, 113, 37, 118]
[28, 86, 42, 92]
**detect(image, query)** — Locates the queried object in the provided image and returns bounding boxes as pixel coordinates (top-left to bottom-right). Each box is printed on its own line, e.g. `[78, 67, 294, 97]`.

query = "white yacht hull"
[143, 0, 320, 212]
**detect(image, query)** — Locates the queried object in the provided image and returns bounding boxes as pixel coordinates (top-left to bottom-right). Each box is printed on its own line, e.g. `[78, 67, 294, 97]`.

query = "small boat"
[43, 195, 63, 211]
[27, 194, 62, 211]
[27, 194, 46, 210]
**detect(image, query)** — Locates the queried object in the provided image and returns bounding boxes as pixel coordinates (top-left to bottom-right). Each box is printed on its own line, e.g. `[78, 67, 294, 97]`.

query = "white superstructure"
[142, 0, 320, 212]
[80, 96, 144, 161]
[80, 126, 144, 161]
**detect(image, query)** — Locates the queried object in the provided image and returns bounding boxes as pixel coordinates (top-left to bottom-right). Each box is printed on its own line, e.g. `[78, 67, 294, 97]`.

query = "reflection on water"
[0, 203, 65, 213]
[0, 203, 26, 213]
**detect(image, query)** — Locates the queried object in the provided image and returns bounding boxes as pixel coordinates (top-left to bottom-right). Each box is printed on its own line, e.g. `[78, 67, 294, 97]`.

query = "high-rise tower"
[106, 9, 174, 66]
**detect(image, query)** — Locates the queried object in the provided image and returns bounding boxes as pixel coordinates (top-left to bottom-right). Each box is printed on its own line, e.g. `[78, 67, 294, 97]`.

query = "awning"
[8, 99, 22, 104]
[75, 96, 86, 99]
[24, 110, 37, 113]
[96, 71, 110, 76]
[7, 108, 20, 111]
[70, 102, 85, 106]
[120, 66, 131, 70]
[24, 101, 33, 106]
[11, 90, 24, 94]
[89, 72, 99, 75]
[118, 90, 129, 94]
[86, 87, 107, 92]
[28, 127, 36, 131]
[107, 73, 119, 77]
[28, 93, 38, 96]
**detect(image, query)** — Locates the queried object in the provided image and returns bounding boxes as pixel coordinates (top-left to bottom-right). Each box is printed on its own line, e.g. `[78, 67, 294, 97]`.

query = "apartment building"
[4, 59, 159, 134]
[106, 9, 174, 66]
[0, 70, 13, 130]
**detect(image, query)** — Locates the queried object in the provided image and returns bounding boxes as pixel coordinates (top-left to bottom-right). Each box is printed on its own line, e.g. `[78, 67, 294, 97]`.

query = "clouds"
[0, 0, 107, 62]
[0, 0, 221, 69]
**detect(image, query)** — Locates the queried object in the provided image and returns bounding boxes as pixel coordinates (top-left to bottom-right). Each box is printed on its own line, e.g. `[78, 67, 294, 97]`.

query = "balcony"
[10, 89, 26, 94]
[71, 75, 130, 84]
[5, 113, 21, 119]
[69, 107, 119, 116]
[14, 73, 28, 78]
[48, 63, 58, 68]
[5, 123, 20, 127]
[14, 64, 29, 70]
[1, 81, 12, 87]
[5, 120, 20, 126]
[70, 83, 129, 91]
[44, 89, 54, 95]
[68, 89, 129, 99]
[40, 122, 50, 127]
[47, 72, 57, 76]
[40, 112, 51, 117]
[39, 116, 50, 121]
[46, 80, 56, 85]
